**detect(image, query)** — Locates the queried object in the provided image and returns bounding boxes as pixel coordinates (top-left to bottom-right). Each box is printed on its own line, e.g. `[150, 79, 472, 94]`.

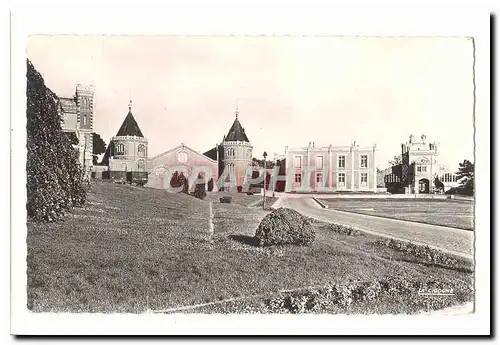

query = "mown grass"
[27, 182, 473, 313]
[205, 192, 268, 207]
[322, 198, 474, 230]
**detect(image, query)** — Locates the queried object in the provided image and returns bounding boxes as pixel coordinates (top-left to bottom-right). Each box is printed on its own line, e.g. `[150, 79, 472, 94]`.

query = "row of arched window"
[440, 173, 458, 183]
[226, 148, 235, 157]
[121, 160, 146, 171]
[115, 143, 146, 156]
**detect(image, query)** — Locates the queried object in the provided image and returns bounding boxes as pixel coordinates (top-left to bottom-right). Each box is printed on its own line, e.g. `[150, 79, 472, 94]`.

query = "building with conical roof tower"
[106, 100, 148, 183]
[220, 107, 253, 189]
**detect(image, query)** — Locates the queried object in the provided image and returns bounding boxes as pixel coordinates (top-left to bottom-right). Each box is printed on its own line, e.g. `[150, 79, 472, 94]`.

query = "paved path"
[279, 197, 474, 260]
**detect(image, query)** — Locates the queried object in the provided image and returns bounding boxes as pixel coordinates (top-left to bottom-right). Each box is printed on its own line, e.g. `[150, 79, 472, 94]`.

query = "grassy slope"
[205, 192, 275, 207]
[27, 182, 473, 313]
[322, 198, 474, 230]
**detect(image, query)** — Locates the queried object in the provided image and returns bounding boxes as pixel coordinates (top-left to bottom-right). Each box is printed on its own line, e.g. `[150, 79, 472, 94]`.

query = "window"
[316, 173, 323, 183]
[417, 166, 422, 173]
[315, 156, 323, 169]
[361, 173, 368, 186]
[295, 173, 302, 183]
[294, 156, 302, 168]
[338, 173, 345, 186]
[422, 166, 427, 172]
[138, 144, 146, 157]
[360, 155, 368, 168]
[226, 148, 235, 157]
[177, 151, 188, 163]
[115, 143, 125, 155]
[137, 160, 145, 170]
[338, 155, 346, 169]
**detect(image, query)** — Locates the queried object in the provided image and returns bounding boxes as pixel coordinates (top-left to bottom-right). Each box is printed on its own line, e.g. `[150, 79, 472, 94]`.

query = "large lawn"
[27, 182, 473, 313]
[321, 198, 474, 230]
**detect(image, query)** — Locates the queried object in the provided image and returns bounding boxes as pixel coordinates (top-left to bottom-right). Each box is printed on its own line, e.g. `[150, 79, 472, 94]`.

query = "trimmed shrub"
[177, 172, 189, 194]
[169, 171, 182, 188]
[255, 208, 315, 246]
[193, 173, 207, 200]
[26, 59, 87, 221]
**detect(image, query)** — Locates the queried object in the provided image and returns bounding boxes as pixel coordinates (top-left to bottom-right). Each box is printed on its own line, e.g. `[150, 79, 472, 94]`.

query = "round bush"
[255, 208, 315, 246]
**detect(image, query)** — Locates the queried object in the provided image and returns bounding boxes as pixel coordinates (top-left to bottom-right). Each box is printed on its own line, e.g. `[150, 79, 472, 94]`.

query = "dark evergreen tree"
[26, 59, 86, 221]
[92, 132, 107, 165]
[456, 159, 474, 195]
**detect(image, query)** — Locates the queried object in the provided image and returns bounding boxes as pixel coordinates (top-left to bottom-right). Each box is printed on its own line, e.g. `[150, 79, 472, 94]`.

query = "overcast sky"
[27, 35, 474, 169]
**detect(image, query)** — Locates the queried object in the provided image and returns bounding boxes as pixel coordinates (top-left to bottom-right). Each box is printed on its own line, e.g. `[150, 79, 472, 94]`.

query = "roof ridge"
[149, 143, 217, 163]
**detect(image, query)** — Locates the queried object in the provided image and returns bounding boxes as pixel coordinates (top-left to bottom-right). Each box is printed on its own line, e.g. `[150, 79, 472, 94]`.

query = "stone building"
[284, 141, 377, 193]
[58, 84, 95, 178]
[380, 134, 458, 194]
[147, 143, 218, 191]
[439, 165, 460, 191]
[101, 100, 148, 183]
[203, 108, 253, 190]
[400, 134, 440, 194]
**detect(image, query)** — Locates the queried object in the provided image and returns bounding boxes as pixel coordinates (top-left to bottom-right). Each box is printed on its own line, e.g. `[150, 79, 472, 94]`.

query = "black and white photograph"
[8, 6, 491, 336]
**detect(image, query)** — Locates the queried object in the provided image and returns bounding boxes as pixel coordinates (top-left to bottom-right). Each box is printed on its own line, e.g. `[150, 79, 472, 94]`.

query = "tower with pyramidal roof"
[106, 100, 148, 183]
[220, 107, 253, 189]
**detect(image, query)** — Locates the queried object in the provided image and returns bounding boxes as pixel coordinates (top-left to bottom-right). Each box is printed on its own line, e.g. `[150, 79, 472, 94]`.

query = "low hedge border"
[320, 223, 363, 236]
[376, 238, 466, 268]
[182, 277, 473, 314]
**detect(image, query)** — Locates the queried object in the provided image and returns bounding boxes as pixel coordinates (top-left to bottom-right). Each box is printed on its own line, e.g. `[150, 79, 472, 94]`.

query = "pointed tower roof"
[224, 107, 250, 142]
[116, 100, 144, 137]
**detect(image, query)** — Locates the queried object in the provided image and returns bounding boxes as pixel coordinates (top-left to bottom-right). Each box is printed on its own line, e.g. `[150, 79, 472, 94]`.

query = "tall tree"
[456, 159, 474, 195]
[92, 133, 107, 165]
[26, 59, 86, 221]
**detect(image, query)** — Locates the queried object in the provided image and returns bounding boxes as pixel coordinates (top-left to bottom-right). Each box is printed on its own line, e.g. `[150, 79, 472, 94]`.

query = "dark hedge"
[26, 59, 87, 221]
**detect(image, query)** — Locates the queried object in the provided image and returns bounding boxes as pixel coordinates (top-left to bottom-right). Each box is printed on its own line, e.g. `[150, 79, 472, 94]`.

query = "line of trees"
[26, 59, 87, 221]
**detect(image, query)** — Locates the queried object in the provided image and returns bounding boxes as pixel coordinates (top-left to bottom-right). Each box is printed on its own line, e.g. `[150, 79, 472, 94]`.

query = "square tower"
[401, 134, 439, 194]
